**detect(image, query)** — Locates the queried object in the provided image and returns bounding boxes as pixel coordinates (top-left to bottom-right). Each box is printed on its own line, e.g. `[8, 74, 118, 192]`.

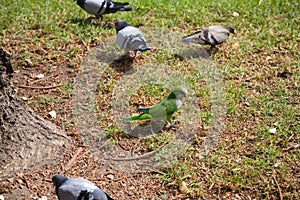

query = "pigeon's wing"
[116, 26, 145, 52]
[79, 0, 106, 16]
[58, 184, 81, 200]
[116, 32, 128, 49]
[128, 34, 151, 51]
[207, 26, 230, 44]
[104, 0, 132, 14]
[90, 187, 112, 200]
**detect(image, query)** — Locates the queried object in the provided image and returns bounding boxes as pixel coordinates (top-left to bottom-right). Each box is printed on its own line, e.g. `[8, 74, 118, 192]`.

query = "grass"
[1, 0, 300, 199]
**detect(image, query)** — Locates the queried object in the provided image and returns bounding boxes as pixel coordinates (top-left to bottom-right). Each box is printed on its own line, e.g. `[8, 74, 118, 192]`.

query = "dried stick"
[273, 175, 283, 200]
[64, 147, 83, 170]
[19, 84, 63, 89]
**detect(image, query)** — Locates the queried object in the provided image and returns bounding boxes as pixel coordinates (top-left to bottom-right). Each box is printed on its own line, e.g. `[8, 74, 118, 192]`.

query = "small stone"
[179, 181, 189, 194]
[0, 195, 4, 200]
[266, 56, 272, 61]
[38, 196, 47, 200]
[274, 162, 281, 168]
[106, 174, 114, 180]
[269, 128, 276, 134]
[7, 177, 14, 183]
[36, 74, 45, 79]
[25, 59, 33, 66]
[49, 110, 57, 119]
[32, 185, 39, 190]
[129, 186, 135, 190]
[21, 96, 28, 101]
[232, 12, 239, 17]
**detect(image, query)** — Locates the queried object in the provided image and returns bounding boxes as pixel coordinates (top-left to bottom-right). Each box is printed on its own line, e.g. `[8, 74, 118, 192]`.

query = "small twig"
[18, 84, 63, 89]
[30, 74, 57, 85]
[64, 147, 83, 170]
[273, 175, 283, 200]
[23, 176, 30, 188]
[111, 136, 172, 161]
[208, 182, 214, 190]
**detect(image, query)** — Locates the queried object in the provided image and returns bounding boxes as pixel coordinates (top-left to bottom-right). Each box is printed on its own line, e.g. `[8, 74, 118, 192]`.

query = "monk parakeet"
[75, 0, 132, 20]
[115, 20, 152, 57]
[52, 174, 114, 200]
[182, 25, 235, 49]
[117, 87, 187, 123]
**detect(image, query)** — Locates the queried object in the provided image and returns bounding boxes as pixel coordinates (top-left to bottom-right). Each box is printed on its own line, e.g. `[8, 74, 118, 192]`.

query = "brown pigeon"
[182, 25, 235, 48]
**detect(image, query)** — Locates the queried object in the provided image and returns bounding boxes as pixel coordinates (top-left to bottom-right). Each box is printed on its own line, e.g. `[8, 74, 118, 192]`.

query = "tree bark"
[0, 48, 70, 179]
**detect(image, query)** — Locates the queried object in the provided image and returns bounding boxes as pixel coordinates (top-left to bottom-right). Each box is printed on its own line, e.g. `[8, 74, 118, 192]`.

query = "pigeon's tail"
[112, 2, 132, 12]
[113, 1, 129, 6]
[181, 31, 202, 44]
[118, 7, 133, 11]
[105, 192, 114, 200]
[138, 45, 152, 52]
[116, 113, 151, 122]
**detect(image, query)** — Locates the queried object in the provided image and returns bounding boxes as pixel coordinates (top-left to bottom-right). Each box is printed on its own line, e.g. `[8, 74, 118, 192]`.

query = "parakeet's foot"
[165, 119, 179, 128]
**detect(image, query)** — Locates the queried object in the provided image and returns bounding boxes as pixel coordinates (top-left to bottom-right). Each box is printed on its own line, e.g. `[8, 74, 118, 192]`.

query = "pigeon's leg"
[208, 45, 217, 55]
[86, 16, 95, 22]
[129, 50, 140, 58]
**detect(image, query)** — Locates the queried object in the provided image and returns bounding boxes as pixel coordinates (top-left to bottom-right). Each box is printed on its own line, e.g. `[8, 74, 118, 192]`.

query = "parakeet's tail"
[116, 113, 151, 122]
[136, 108, 150, 113]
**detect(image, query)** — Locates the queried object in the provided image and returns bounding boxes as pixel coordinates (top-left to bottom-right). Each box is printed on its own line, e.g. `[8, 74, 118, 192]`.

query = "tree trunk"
[0, 48, 70, 179]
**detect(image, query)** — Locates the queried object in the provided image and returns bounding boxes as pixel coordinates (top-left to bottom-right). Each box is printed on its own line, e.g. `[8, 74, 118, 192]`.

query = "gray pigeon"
[52, 174, 113, 200]
[182, 26, 235, 48]
[115, 20, 152, 57]
[75, 0, 132, 20]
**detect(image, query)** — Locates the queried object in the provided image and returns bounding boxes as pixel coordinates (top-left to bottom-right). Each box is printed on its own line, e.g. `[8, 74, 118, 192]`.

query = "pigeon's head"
[115, 20, 131, 33]
[226, 26, 235, 34]
[52, 174, 68, 189]
[168, 87, 188, 100]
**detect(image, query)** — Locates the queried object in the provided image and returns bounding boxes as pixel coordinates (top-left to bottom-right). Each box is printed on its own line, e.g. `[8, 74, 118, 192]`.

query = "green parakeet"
[117, 87, 187, 123]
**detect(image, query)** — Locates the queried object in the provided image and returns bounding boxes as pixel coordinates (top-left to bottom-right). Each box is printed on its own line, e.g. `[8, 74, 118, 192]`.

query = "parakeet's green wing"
[148, 99, 178, 120]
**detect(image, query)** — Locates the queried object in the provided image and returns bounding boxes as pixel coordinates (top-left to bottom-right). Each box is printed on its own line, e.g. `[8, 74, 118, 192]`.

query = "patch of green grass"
[158, 160, 197, 186]
[137, 84, 166, 98]
[57, 81, 74, 97]
[35, 95, 56, 105]
[145, 132, 169, 151]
